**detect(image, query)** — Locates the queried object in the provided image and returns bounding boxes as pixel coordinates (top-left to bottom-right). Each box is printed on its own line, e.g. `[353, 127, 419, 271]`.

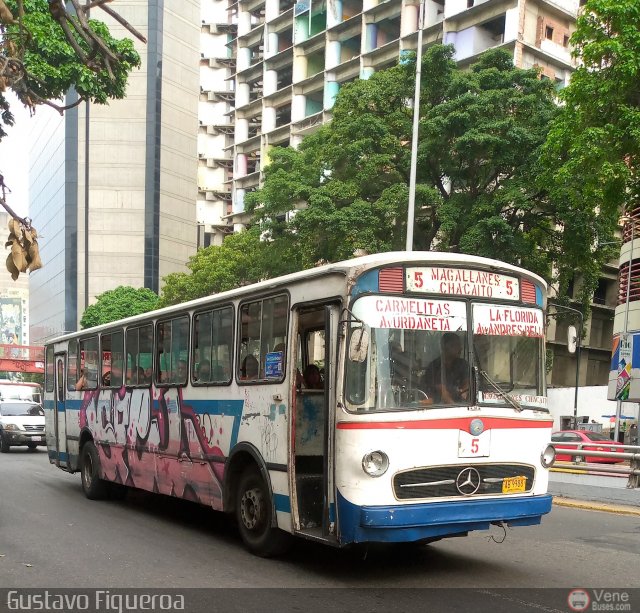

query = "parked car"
[0, 401, 45, 452]
[551, 430, 625, 464]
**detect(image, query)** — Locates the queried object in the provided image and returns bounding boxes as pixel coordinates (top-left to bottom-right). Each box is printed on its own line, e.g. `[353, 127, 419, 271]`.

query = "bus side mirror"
[567, 325, 577, 354]
[349, 326, 369, 363]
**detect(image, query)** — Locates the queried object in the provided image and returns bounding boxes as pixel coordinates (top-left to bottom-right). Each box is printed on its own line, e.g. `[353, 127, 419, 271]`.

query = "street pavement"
[549, 467, 640, 514]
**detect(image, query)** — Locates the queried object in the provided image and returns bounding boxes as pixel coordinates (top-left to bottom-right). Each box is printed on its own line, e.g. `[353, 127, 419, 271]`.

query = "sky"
[0, 92, 31, 218]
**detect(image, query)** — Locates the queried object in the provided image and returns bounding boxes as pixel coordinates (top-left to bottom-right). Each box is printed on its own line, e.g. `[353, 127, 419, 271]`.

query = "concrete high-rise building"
[28, 1, 201, 343]
[196, 0, 579, 246]
[196, 0, 615, 388]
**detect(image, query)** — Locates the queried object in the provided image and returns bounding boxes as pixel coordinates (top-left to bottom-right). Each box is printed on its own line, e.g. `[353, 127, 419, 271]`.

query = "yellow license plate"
[502, 476, 526, 494]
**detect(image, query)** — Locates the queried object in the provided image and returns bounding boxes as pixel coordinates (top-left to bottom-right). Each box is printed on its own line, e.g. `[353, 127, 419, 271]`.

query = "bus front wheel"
[80, 441, 109, 500]
[235, 467, 290, 557]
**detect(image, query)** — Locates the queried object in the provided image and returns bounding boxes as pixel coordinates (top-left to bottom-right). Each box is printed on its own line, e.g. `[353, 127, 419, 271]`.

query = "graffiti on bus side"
[77, 386, 228, 507]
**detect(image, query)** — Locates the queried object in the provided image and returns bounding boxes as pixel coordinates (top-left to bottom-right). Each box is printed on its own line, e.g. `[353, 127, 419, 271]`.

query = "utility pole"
[406, 0, 425, 252]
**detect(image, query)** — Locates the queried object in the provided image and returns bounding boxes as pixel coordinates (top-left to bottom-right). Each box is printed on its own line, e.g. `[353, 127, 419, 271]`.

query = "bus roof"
[46, 251, 547, 344]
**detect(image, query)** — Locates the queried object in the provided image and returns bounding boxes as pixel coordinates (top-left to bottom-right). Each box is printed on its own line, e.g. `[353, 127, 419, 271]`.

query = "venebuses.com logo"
[568, 589, 631, 612]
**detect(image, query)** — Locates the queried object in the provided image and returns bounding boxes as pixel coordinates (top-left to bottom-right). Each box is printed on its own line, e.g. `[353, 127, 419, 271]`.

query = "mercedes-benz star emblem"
[456, 467, 481, 496]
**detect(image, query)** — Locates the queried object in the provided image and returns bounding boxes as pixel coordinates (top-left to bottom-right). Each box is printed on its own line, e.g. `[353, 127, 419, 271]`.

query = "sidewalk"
[549, 469, 640, 515]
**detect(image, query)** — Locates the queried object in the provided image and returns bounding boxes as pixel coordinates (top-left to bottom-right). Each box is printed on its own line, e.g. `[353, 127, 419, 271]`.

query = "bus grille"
[393, 464, 535, 499]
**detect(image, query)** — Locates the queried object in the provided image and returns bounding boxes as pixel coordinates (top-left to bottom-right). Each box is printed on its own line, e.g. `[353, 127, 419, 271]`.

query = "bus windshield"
[344, 297, 546, 412]
[345, 296, 469, 411]
[472, 303, 546, 410]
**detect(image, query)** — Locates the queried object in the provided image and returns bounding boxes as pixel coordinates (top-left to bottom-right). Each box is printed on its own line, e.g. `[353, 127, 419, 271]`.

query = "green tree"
[542, 0, 640, 303]
[158, 228, 273, 307]
[247, 45, 562, 280]
[80, 286, 159, 329]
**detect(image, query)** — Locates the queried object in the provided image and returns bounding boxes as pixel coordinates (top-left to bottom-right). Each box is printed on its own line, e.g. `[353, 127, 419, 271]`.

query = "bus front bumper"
[336, 491, 553, 544]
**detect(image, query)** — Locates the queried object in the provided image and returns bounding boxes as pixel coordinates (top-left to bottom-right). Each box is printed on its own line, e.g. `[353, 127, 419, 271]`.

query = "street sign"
[615, 334, 633, 400]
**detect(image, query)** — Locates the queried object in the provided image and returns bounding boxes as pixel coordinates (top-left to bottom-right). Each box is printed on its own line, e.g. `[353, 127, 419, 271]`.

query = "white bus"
[44, 252, 555, 555]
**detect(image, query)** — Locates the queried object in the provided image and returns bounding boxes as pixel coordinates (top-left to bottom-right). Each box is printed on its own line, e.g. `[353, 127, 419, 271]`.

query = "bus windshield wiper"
[476, 368, 522, 412]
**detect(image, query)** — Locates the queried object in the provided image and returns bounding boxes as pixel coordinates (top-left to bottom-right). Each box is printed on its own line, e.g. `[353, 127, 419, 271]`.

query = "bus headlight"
[362, 451, 389, 477]
[540, 444, 555, 468]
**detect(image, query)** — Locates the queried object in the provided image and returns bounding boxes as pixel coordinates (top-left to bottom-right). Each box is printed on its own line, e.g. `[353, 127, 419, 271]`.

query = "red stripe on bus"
[337, 418, 553, 430]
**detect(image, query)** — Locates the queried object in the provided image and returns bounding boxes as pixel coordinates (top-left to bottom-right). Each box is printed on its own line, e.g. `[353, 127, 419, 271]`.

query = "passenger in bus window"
[196, 359, 211, 382]
[423, 333, 469, 404]
[75, 369, 87, 391]
[240, 355, 259, 380]
[176, 360, 188, 383]
[302, 364, 323, 390]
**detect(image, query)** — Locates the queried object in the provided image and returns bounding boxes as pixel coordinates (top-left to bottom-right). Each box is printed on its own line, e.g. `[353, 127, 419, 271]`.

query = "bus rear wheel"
[235, 467, 290, 557]
[80, 441, 109, 500]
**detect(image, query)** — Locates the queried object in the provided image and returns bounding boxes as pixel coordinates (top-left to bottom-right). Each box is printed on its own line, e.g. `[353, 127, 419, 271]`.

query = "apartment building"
[197, 0, 614, 386]
[197, 0, 579, 246]
[28, 1, 200, 342]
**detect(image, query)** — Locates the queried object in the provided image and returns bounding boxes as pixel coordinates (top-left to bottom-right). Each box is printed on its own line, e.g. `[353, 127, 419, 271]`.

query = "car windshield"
[472, 303, 546, 410]
[0, 403, 44, 417]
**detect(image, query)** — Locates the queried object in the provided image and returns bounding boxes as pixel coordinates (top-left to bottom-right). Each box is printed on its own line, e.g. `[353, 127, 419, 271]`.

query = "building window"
[467, 0, 474, 7]
[563, 34, 570, 47]
[545, 26, 554, 40]
[593, 279, 608, 305]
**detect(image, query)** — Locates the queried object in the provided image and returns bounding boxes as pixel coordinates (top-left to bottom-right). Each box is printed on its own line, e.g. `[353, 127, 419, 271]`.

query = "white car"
[0, 401, 46, 452]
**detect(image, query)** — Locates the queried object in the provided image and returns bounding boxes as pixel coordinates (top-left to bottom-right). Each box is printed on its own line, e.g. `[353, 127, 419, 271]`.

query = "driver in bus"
[423, 332, 470, 404]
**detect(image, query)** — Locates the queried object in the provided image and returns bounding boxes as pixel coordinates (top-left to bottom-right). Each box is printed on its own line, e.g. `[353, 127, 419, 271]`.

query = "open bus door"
[291, 302, 339, 543]
[53, 353, 69, 469]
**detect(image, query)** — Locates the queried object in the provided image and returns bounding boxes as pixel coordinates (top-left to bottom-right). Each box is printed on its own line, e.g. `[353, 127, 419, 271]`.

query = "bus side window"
[126, 325, 153, 386]
[67, 338, 79, 391]
[78, 337, 98, 390]
[238, 295, 288, 383]
[157, 316, 190, 385]
[193, 306, 233, 384]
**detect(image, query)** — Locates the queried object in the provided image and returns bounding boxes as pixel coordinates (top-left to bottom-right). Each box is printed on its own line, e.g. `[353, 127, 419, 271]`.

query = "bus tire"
[235, 467, 290, 557]
[80, 441, 109, 500]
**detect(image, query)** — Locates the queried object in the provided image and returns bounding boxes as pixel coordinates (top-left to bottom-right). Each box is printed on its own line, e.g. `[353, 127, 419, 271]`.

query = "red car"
[551, 430, 625, 464]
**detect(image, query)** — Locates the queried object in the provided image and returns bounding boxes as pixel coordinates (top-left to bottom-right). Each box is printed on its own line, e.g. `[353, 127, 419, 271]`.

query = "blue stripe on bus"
[351, 269, 378, 296]
[336, 490, 552, 544]
[273, 494, 291, 513]
[48, 450, 69, 462]
[53, 397, 246, 449]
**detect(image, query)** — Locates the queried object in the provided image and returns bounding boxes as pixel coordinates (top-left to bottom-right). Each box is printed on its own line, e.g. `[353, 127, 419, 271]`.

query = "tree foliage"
[80, 286, 159, 329]
[542, 0, 640, 303]
[158, 228, 273, 307]
[0, 0, 143, 140]
[247, 45, 563, 281]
